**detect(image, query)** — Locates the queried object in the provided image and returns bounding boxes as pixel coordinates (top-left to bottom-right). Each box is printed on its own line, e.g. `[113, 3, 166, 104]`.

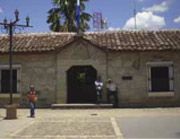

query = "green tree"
[47, 0, 91, 32]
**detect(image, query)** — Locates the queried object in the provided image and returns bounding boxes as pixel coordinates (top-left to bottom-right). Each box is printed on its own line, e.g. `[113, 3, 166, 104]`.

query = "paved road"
[117, 116, 180, 138]
[0, 108, 180, 139]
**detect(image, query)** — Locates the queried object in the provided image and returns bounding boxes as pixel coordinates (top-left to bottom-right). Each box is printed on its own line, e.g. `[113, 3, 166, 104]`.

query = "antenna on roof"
[93, 12, 108, 30]
[93, 12, 102, 30]
[133, 0, 137, 29]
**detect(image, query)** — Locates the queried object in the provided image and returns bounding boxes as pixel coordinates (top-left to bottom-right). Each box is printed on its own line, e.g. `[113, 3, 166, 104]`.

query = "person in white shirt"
[106, 79, 118, 107]
[95, 76, 103, 103]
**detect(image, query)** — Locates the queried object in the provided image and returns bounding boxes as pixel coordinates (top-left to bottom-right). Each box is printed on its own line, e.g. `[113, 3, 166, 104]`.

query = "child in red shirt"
[28, 85, 37, 117]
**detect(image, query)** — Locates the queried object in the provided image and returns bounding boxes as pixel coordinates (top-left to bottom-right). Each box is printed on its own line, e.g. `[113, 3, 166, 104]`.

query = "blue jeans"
[96, 90, 102, 103]
[29, 101, 35, 117]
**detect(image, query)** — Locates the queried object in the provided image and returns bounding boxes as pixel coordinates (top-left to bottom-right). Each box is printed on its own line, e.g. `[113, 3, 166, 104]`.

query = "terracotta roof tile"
[85, 30, 180, 51]
[0, 30, 180, 53]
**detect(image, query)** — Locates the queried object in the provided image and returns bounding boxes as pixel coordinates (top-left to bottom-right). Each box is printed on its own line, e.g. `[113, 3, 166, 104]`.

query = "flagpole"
[76, 0, 80, 33]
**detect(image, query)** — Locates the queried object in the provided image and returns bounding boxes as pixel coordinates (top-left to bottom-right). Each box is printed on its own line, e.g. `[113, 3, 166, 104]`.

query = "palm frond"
[47, 0, 91, 32]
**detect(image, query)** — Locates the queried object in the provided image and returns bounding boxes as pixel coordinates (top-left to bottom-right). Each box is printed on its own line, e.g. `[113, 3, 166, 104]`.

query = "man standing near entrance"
[106, 79, 118, 107]
[28, 85, 37, 117]
[95, 76, 103, 103]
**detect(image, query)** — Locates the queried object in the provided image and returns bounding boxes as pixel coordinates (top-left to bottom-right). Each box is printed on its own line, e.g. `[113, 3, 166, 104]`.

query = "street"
[0, 108, 180, 139]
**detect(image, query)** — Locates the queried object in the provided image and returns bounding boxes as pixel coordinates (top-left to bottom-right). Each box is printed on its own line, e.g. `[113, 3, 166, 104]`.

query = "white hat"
[107, 79, 112, 82]
[30, 85, 34, 88]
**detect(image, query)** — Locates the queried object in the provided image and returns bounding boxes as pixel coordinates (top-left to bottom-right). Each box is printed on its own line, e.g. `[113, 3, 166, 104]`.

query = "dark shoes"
[30, 115, 35, 118]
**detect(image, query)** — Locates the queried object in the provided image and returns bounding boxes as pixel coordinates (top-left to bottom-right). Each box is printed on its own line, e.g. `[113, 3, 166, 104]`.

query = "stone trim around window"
[146, 61, 174, 97]
[0, 94, 21, 98]
[0, 65, 21, 94]
[148, 92, 175, 97]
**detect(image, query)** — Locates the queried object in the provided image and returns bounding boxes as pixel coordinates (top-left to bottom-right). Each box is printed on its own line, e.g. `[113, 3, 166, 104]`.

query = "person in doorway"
[28, 85, 37, 117]
[106, 79, 118, 107]
[95, 76, 103, 103]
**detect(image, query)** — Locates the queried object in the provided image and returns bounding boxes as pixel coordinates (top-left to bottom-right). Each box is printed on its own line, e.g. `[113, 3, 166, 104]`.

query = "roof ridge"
[85, 29, 180, 34]
[0, 29, 179, 36]
[0, 32, 77, 37]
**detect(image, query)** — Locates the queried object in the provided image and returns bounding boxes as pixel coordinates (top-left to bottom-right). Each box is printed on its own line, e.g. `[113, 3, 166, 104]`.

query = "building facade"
[0, 30, 180, 107]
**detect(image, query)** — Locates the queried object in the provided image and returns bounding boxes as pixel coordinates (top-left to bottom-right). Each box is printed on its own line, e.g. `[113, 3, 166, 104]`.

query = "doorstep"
[51, 103, 113, 109]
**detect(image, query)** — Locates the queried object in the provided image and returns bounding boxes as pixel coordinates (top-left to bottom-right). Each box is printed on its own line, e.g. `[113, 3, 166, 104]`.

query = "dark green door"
[67, 66, 97, 103]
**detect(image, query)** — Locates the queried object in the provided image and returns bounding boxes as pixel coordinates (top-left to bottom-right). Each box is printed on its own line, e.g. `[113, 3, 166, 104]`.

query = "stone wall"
[108, 51, 180, 107]
[0, 53, 56, 107]
[56, 40, 107, 103]
[1, 40, 180, 107]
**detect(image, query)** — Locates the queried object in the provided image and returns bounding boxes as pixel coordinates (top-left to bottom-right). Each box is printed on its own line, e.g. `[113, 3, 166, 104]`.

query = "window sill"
[148, 92, 175, 97]
[0, 94, 20, 98]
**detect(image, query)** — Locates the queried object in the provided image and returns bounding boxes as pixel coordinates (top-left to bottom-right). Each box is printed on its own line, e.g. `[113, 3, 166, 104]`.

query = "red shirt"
[28, 91, 36, 102]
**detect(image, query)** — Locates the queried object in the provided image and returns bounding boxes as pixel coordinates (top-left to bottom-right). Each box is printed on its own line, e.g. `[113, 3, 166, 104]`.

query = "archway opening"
[67, 66, 97, 103]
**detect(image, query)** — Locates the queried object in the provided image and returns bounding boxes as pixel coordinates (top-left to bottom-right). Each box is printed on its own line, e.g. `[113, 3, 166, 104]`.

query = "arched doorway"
[67, 66, 97, 103]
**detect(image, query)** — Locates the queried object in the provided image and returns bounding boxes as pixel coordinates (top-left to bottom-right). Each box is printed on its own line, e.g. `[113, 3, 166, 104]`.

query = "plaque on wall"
[122, 76, 133, 80]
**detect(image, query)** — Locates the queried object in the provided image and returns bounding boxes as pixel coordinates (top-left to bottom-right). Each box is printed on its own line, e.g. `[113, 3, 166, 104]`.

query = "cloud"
[143, 0, 172, 13]
[174, 16, 180, 23]
[108, 27, 121, 31]
[123, 12, 165, 30]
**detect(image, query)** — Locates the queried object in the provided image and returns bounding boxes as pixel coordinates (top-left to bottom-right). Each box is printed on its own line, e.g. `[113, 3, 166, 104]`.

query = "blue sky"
[0, 0, 179, 33]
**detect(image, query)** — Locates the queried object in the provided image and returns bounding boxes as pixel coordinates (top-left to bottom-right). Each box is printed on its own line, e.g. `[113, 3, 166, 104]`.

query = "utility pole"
[133, 0, 137, 29]
[0, 9, 32, 104]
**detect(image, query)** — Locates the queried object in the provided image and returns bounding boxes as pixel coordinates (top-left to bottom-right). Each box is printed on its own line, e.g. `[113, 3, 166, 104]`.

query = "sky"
[0, 0, 179, 33]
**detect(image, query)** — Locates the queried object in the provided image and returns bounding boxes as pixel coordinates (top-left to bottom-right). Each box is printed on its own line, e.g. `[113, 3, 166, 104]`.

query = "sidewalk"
[0, 108, 180, 139]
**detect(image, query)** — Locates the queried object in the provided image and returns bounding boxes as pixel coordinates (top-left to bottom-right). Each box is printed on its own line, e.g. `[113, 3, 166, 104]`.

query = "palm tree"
[47, 0, 91, 32]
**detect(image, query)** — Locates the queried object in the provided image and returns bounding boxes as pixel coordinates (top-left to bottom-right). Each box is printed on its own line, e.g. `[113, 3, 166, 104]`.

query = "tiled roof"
[0, 33, 75, 53]
[0, 30, 180, 53]
[84, 30, 180, 51]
